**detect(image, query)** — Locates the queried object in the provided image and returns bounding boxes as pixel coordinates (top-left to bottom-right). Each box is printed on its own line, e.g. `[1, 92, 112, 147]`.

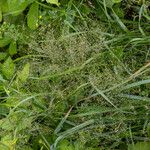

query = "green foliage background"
[0, 0, 150, 150]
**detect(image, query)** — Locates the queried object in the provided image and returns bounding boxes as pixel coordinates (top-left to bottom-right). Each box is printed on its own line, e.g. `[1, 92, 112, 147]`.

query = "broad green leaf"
[0, 52, 7, 61]
[1, 113, 33, 131]
[27, 2, 39, 30]
[46, 0, 60, 6]
[2, 57, 15, 79]
[1, 118, 15, 130]
[58, 140, 100, 150]
[0, 37, 12, 47]
[5, 96, 20, 107]
[7, 0, 34, 16]
[9, 41, 17, 56]
[17, 117, 33, 131]
[0, 0, 9, 13]
[58, 140, 74, 150]
[0, 134, 17, 150]
[128, 142, 150, 150]
[17, 63, 30, 83]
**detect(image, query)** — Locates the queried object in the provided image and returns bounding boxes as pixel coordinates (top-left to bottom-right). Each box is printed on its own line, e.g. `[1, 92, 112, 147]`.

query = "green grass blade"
[122, 79, 150, 90]
[111, 8, 128, 32]
[53, 119, 94, 149]
[139, 5, 146, 36]
[118, 94, 150, 102]
[54, 107, 73, 135]
[90, 79, 118, 109]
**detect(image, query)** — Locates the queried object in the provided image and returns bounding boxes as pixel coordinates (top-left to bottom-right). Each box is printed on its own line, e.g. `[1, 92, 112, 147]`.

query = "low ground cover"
[0, 0, 150, 150]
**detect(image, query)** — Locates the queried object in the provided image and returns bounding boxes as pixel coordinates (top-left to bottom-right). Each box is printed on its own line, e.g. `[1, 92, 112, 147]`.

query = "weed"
[1, 0, 150, 150]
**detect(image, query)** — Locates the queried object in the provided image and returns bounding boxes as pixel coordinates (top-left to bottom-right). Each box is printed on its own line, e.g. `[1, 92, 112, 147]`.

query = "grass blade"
[54, 107, 73, 135]
[122, 79, 150, 90]
[90, 79, 118, 109]
[118, 94, 150, 102]
[52, 119, 94, 149]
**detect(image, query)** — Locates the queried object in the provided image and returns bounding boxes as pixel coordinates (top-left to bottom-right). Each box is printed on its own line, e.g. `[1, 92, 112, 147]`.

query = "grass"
[1, 0, 150, 150]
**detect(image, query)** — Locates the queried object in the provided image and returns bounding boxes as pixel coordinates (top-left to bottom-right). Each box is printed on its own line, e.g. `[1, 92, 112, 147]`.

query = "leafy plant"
[0, 0, 60, 29]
